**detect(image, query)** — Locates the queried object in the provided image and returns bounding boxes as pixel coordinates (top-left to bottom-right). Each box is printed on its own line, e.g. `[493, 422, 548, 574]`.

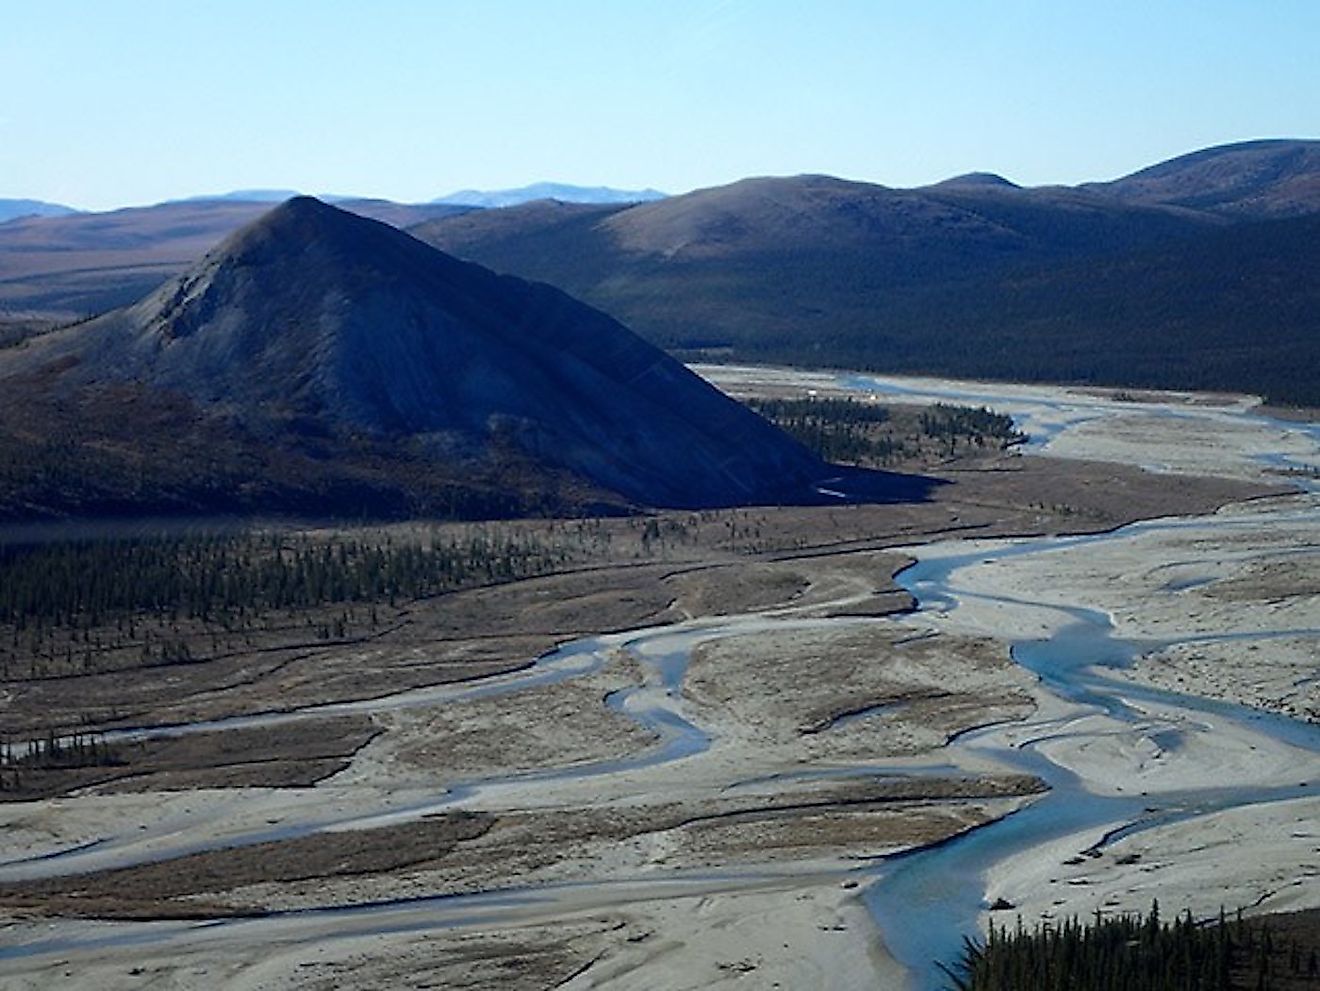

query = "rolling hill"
[410, 173, 1219, 372]
[1083, 138, 1320, 218]
[409, 140, 1320, 404]
[0, 197, 835, 519]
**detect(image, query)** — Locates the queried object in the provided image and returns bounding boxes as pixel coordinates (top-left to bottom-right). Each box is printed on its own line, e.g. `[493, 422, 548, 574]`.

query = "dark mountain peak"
[134, 197, 423, 348]
[3, 197, 830, 512]
[183, 197, 478, 287]
[218, 195, 395, 262]
[141, 197, 489, 348]
[267, 193, 334, 219]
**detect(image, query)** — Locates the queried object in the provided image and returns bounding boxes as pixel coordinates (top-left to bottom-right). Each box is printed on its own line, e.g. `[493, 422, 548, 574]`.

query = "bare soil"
[0, 811, 492, 918]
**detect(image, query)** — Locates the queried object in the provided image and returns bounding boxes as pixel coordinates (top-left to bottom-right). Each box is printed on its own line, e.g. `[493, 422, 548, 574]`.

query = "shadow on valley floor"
[813, 464, 948, 506]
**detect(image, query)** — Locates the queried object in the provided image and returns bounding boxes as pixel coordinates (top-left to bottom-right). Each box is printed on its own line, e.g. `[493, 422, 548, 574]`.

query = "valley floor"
[0, 369, 1316, 990]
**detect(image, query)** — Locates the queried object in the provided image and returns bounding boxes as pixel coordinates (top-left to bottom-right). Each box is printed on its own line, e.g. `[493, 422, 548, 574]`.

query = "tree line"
[943, 902, 1319, 991]
[746, 396, 905, 464]
[0, 529, 579, 631]
[919, 403, 1027, 455]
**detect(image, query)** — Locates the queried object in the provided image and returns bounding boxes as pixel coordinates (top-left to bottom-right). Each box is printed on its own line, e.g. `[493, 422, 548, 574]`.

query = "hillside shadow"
[808, 464, 949, 505]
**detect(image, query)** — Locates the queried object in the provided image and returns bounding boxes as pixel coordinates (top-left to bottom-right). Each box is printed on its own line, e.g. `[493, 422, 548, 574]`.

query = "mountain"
[0, 199, 78, 224]
[410, 172, 1214, 365]
[0, 197, 835, 519]
[433, 182, 666, 208]
[0, 198, 474, 320]
[412, 173, 1210, 316]
[1085, 139, 1320, 218]
[597, 173, 1206, 260]
[407, 141, 1320, 404]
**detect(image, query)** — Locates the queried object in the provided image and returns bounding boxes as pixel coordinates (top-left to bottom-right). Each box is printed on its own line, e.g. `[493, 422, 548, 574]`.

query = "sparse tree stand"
[0, 728, 121, 789]
[0, 527, 574, 681]
[746, 396, 1026, 468]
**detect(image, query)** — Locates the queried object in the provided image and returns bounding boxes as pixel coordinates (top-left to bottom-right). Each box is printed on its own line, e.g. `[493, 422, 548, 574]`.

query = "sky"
[4, 0, 1319, 211]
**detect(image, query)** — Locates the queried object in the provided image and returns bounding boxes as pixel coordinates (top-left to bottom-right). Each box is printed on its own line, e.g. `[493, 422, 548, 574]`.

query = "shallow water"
[845, 376, 1320, 990]
[864, 523, 1319, 989]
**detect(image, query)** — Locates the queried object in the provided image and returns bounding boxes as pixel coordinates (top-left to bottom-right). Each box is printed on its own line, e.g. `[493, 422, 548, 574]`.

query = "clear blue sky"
[4, 0, 1318, 210]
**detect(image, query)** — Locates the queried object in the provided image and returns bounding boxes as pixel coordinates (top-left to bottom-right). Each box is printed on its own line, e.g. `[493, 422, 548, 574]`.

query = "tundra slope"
[412, 139, 1320, 405]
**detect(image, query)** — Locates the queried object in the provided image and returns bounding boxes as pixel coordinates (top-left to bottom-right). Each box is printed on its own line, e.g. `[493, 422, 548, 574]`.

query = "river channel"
[867, 514, 1319, 989]
[1, 372, 1317, 990]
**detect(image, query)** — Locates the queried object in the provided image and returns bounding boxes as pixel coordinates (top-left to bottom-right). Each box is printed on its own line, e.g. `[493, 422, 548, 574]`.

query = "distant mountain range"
[432, 182, 667, 208]
[0, 199, 78, 224]
[0, 198, 473, 318]
[3, 140, 1318, 404]
[0, 198, 839, 519]
[175, 189, 307, 203]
